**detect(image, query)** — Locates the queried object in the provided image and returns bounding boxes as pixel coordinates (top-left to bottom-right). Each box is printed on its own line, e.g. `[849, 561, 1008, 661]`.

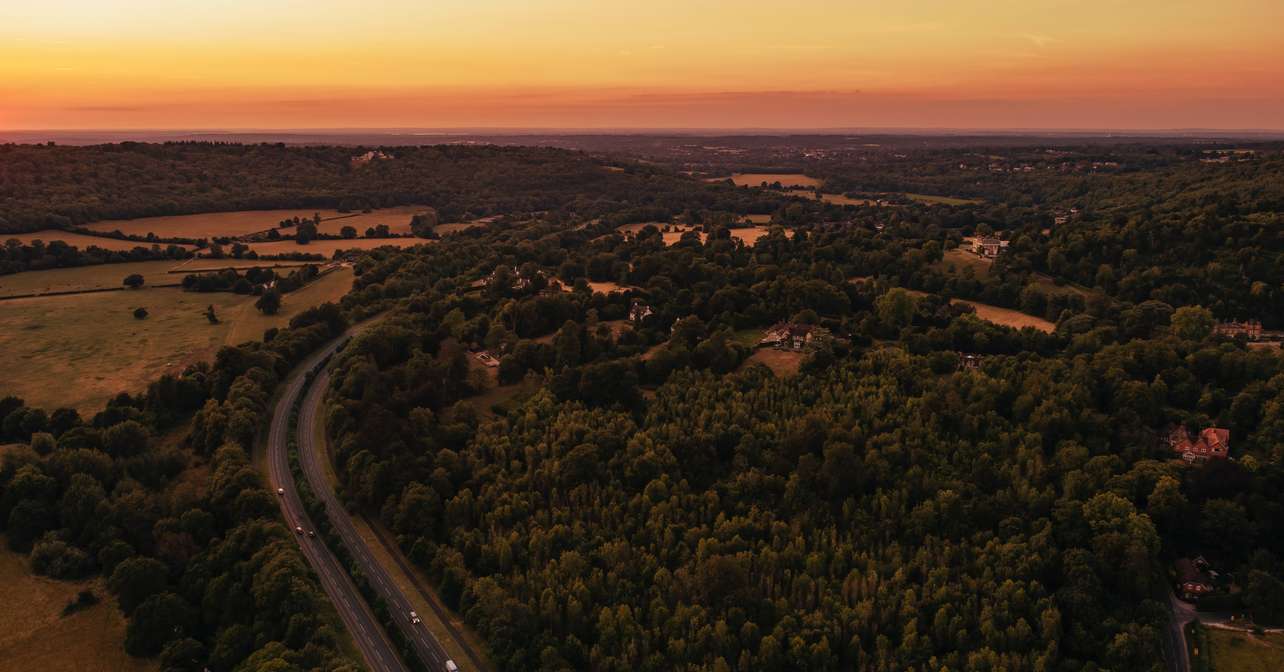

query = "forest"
[1, 140, 1282, 672]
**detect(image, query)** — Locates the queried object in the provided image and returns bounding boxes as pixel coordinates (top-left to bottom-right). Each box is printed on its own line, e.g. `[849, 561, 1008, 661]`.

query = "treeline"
[0, 303, 357, 670]
[0, 142, 782, 234]
[1, 238, 192, 276]
[181, 264, 320, 295]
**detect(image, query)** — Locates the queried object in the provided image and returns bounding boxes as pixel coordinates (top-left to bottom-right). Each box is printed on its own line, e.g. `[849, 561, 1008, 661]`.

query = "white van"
[444, 661, 459, 672]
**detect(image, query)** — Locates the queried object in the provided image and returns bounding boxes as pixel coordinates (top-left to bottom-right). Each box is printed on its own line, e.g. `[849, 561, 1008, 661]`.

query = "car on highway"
[295, 525, 304, 535]
[307, 530, 316, 538]
[277, 487, 285, 495]
[409, 610, 421, 625]
[445, 661, 459, 672]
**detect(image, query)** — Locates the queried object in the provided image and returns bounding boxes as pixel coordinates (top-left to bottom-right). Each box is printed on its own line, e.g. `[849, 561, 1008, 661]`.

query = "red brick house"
[1167, 425, 1230, 462]
[1175, 557, 1214, 600]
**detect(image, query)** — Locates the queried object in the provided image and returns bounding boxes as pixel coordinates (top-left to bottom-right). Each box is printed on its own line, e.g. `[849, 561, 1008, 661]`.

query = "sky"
[2, 0, 1282, 131]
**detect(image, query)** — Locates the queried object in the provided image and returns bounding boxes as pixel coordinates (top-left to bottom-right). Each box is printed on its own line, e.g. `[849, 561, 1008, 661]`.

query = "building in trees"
[759, 323, 829, 352]
[1167, 425, 1230, 462]
[972, 236, 1008, 258]
[629, 301, 653, 323]
[1175, 557, 1215, 600]
[1214, 320, 1263, 341]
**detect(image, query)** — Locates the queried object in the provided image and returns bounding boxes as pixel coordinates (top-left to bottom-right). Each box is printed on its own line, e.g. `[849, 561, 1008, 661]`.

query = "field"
[0, 261, 183, 298]
[3, 231, 194, 252]
[558, 280, 636, 295]
[0, 268, 353, 413]
[616, 223, 776, 247]
[956, 299, 1056, 333]
[743, 214, 773, 224]
[1206, 628, 1284, 672]
[235, 237, 428, 257]
[941, 248, 993, 278]
[84, 206, 428, 239]
[724, 173, 823, 189]
[903, 193, 983, 206]
[0, 539, 155, 672]
[743, 348, 805, 376]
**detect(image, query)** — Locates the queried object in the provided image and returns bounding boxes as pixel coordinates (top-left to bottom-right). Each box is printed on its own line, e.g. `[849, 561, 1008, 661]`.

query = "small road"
[1163, 590, 1195, 672]
[297, 366, 469, 670]
[266, 325, 409, 672]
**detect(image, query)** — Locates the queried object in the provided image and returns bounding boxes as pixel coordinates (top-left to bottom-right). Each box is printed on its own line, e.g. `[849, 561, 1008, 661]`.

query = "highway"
[296, 367, 463, 671]
[266, 327, 409, 672]
[1163, 590, 1194, 672]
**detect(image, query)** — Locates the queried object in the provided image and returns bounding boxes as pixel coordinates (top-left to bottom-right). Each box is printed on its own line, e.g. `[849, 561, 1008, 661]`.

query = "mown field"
[725, 173, 823, 188]
[616, 223, 777, 247]
[0, 268, 353, 412]
[0, 539, 155, 672]
[85, 205, 428, 239]
[956, 299, 1056, 333]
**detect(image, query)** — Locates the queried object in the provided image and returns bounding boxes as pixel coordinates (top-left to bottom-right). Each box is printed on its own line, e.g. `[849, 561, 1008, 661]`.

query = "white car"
[445, 661, 458, 672]
[409, 611, 421, 625]
[277, 487, 285, 495]
[295, 526, 304, 535]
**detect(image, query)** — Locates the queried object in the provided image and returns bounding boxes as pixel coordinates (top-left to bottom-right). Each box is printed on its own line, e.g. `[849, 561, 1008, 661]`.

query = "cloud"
[1023, 33, 1059, 48]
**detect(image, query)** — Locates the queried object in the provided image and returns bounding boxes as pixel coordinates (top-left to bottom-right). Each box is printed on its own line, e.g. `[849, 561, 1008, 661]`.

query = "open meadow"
[0, 539, 155, 672]
[956, 299, 1056, 333]
[723, 173, 823, 188]
[0, 268, 353, 412]
[84, 205, 428, 239]
[616, 222, 777, 247]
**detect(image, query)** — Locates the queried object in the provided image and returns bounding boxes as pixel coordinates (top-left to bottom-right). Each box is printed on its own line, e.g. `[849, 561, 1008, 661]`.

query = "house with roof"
[1167, 425, 1230, 462]
[1175, 557, 1215, 601]
[1214, 320, 1263, 341]
[759, 323, 829, 352]
[629, 301, 654, 324]
[972, 237, 1008, 258]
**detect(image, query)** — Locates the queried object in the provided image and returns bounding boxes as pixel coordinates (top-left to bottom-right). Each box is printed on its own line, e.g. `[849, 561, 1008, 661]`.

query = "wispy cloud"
[1023, 33, 1059, 48]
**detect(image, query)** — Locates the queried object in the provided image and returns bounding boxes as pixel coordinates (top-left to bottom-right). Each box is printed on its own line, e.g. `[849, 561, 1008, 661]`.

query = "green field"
[85, 206, 428, 239]
[0, 268, 353, 413]
[1207, 628, 1284, 672]
[903, 193, 983, 206]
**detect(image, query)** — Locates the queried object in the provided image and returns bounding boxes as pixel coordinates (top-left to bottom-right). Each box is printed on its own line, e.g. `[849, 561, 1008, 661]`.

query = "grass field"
[223, 268, 353, 344]
[85, 206, 428, 239]
[0, 261, 183, 298]
[0, 539, 155, 672]
[904, 193, 983, 206]
[616, 223, 776, 247]
[236, 237, 428, 257]
[941, 248, 993, 278]
[1207, 628, 1284, 672]
[744, 348, 805, 376]
[956, 299, 1056, 333]
[0, 269, 354, 413]
[726, 173, 823, 188]
[4, 231, 194, 252]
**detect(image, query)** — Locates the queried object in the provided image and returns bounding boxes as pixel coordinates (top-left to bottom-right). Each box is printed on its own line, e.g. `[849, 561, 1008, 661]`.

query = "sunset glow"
[3, 0, 1283, 129]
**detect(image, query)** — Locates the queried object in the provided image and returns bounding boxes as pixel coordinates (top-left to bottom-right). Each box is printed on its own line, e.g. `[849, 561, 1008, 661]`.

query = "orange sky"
[2, 0, 1282, 130]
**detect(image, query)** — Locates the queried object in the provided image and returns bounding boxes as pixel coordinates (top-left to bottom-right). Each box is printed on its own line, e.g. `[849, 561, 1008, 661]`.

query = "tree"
[205, 305, 219, 324]
[340, 225, 357, 239]
[123, 273, 145, 289]
[133, 307, 149, 320]
[1171, 305, 1215, 340]
[125, 592, 196, 656]
[108, 556, 169, 615]
[877, 288, 918, 329]
[256, 289, 282, 315]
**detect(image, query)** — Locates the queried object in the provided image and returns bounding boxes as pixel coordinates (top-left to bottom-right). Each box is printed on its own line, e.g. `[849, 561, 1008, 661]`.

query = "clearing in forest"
[723, 173, 824, 189]
[1205, 628, 1284, 672]
[955, 299, 1056, 333]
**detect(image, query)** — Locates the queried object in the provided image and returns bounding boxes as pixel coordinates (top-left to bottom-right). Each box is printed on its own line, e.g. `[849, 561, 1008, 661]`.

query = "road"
[1163, 590, 1195, 672]
[266, 327, 409, 672]
[296, 366, 469, 670]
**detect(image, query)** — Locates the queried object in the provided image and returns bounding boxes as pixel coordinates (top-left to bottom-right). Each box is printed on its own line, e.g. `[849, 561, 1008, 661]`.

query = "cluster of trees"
[2, 238, 191, 277]
[0, 303, 356, 670]
[181, 264, 319, 296]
